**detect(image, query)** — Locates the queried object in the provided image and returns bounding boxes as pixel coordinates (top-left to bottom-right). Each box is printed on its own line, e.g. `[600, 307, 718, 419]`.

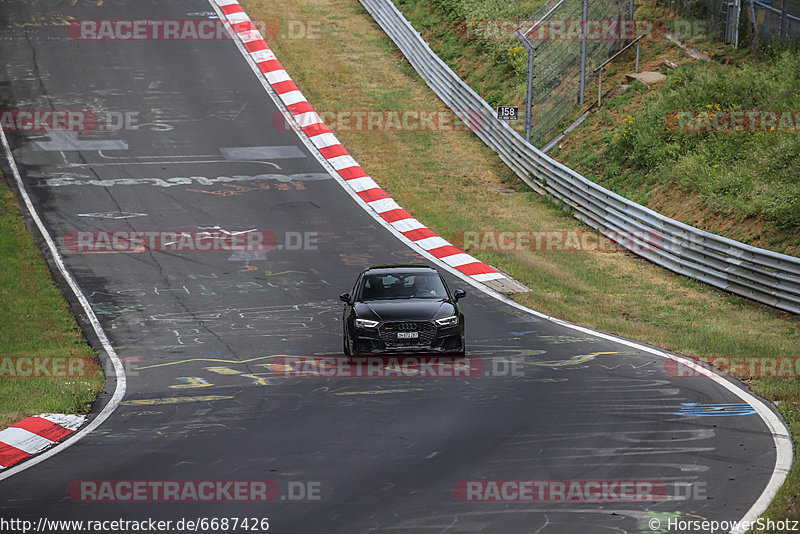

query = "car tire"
[343, 330, 351, 356]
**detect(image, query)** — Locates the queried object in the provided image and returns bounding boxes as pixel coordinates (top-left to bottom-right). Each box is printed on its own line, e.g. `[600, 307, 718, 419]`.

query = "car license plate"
[397, 332, 418, 339]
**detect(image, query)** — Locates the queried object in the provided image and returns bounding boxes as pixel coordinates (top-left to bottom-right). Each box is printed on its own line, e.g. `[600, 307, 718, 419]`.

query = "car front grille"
[380, 321, 436, 347]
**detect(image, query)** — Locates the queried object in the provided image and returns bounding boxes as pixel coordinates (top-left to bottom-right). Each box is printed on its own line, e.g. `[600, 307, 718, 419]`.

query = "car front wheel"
[343, 329, 351, 356]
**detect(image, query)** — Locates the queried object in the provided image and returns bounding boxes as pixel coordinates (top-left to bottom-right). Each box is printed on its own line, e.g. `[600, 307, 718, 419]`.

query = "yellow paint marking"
[170, 376, 213, 389]
[527, 352, 618, 368]
[204, 366, 242, 375]
[240, 261, 258, 273]
[261, 269, 316, 277]
[241, 373, 271, 386]
[259, 362, 294, 373]
[121, 395, 233, 406]
[138, 354, 288, 370]
[333, 388, 423, 396]
[529, 378, 569, 382]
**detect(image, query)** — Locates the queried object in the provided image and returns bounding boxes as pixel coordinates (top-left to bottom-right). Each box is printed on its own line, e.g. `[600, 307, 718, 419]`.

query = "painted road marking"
[137, 355, 281, 370]
[674, 403, 757, 417]
[121, 396, 234, 406]
[170, 377, 213, 389]
[33, 131, 128, 151]
[77, 212, 147, 219]
[524, 352, 619, 368]
[333, 388, 423, 396]
[219, 145, 305, 160]
[35, 172, 330, 188]
[204, 366, 242, 375]
[241, 373, 271, 386]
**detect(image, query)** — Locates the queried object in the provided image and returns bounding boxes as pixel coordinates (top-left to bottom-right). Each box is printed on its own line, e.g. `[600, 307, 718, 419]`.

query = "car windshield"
[358, 272, 448, 300]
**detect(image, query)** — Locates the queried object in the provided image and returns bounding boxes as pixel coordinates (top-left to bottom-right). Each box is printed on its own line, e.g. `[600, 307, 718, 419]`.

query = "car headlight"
[355, 318, 379, 329]
[435, 315, 458, 327]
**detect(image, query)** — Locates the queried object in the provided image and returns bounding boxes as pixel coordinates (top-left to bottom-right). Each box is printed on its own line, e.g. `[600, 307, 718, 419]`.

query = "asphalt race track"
[0, 1, 788, 533]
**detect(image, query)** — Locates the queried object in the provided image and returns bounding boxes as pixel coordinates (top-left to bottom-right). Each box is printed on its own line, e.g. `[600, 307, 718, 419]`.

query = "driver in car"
[413, 276, 437, 297]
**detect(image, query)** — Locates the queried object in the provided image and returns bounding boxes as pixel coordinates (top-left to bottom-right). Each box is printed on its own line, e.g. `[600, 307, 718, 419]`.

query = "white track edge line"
[209, 3, 792, 530]
[0, 128, 127, 482]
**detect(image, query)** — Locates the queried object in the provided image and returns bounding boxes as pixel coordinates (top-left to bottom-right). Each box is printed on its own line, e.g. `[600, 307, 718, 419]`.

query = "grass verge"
[243, 0, 799, 525]
[0, 179, 103, 430]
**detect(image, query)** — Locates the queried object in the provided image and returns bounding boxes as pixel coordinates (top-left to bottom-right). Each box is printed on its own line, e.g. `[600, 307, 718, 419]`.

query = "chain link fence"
[745, 0, 800, 45]
[666, 0, 800, 47]
[518, 0, 633, 146]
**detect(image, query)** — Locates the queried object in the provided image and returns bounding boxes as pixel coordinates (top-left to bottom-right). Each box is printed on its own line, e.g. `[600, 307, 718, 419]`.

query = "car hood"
[355, 299, 455, 322]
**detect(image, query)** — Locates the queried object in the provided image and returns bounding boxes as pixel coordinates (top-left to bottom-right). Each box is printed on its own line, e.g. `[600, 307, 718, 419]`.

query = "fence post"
[749, 0, 759, 48]
[781, 0, 789, 40]
[524, 45, 534, 143]
[579, 0, 588, 104]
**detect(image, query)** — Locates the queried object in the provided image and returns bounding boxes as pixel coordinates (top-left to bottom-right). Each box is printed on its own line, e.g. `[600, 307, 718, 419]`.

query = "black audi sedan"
[340, 265, 466, 357]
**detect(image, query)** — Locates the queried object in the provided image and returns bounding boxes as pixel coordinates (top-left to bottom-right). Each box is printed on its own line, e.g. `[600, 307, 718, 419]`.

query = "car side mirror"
[339, 292, 351, 303]
[454, 289, 466, 301]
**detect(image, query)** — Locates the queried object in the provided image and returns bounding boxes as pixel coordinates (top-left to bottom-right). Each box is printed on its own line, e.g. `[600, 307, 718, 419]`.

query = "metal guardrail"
[359, 0, 800, 314]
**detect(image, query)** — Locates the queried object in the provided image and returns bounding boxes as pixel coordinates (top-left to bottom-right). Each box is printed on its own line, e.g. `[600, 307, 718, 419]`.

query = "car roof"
[362, 264, 438, 275]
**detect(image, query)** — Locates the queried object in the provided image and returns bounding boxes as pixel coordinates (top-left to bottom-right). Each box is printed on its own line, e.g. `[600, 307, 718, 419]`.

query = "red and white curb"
[214, 0, 514, 287]
[0, 414, 85, 469]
